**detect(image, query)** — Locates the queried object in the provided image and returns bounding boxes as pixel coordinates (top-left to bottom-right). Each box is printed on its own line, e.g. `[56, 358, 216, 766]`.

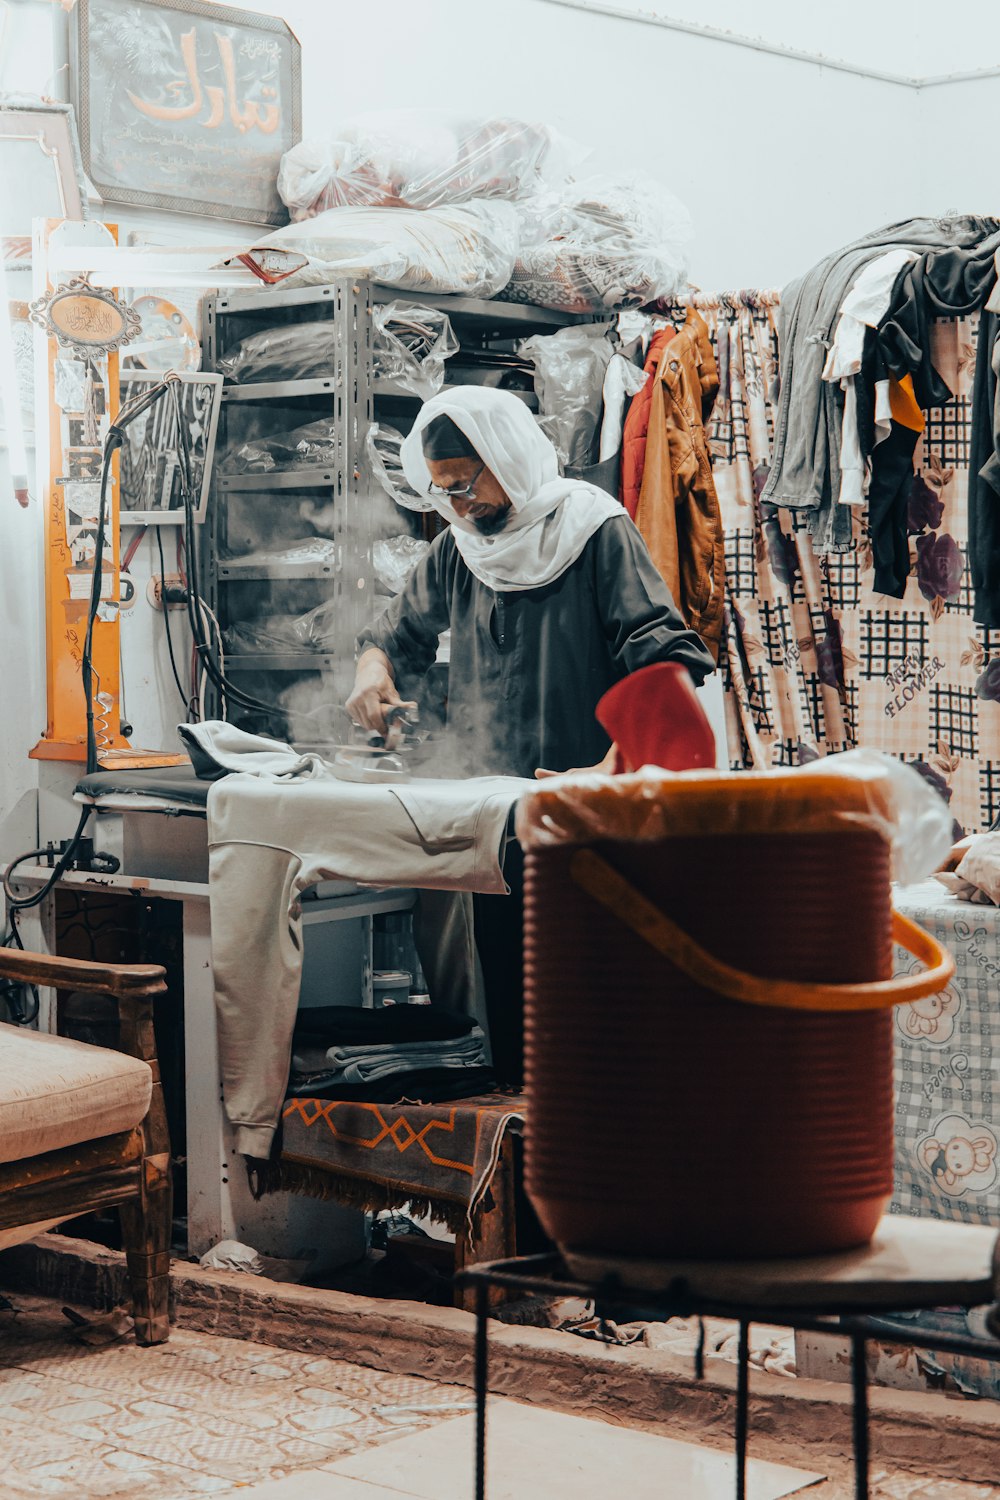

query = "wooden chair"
[0, 947, 172, 1344]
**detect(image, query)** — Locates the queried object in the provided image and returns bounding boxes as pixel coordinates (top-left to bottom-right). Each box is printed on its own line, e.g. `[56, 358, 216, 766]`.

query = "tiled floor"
[3, 1293, 1000, 1500]
[0, 1294, 473, 1498]
[329, 1402, 822, 1499]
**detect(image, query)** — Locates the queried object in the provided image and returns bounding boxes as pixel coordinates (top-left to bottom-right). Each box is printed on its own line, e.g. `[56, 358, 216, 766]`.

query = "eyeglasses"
[428, 462, 486, 503]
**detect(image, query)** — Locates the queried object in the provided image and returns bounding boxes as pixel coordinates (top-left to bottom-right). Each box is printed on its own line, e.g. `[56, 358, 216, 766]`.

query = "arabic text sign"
[74, 0, 301, 226]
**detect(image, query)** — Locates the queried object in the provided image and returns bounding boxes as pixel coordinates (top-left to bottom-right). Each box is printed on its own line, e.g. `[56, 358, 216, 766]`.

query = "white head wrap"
[400, 386, 621, 592]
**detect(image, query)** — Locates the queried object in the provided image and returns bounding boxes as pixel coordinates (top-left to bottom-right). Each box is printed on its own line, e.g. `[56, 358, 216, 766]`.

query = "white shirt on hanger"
[822, 248, 919, 507]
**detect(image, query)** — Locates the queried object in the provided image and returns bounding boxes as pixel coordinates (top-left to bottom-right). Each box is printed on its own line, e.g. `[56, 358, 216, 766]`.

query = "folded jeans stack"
[287, 1004, 495, 1104]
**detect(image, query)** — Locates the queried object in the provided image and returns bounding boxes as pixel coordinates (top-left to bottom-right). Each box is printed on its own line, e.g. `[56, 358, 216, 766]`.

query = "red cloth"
[619, 327, 676, 520]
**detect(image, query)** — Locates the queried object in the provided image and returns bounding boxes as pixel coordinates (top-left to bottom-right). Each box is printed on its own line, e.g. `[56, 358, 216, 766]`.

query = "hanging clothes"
[632, 310, 726, 661]
[821, 247, 918, 509]
[969, 302, 1000, 626]
[761, 215, 999, 554]
[715, 292, 1000, 835]
[619, 326, 676, 519]
[864, 371, 926, 597]
[864, 227, 1000, 598]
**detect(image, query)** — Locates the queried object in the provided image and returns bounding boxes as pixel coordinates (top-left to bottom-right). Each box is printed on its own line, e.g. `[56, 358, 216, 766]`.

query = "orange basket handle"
[569, 849, 955, 1013]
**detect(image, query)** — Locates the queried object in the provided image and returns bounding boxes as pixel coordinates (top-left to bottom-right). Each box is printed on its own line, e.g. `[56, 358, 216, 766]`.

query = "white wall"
[0, 450, 45, 860]
[235, 0, 924, 291]
[7, 0, 1000, 285]
[593, 0, 1000, 76]
[919, 74, 1000, 223]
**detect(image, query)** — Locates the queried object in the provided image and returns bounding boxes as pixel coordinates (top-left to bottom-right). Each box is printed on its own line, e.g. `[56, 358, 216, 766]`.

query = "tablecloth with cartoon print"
[892, 879, 1000, 1226]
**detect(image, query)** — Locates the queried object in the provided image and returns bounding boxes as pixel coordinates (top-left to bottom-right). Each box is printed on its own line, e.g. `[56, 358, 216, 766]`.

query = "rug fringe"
[246, 1158, 470, 1236]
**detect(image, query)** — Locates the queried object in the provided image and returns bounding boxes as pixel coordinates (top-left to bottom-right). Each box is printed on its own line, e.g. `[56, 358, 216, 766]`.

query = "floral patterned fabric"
[710, 302, 999, 834]
[891, 879, 1000, 1228]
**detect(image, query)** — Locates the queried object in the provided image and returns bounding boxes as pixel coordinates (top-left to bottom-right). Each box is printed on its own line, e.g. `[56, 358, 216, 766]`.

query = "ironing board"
[76, 767, 213, 807]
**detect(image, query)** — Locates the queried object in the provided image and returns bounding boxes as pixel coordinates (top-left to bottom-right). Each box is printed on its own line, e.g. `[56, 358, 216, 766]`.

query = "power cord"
[0, 912, 37, 1026]
[0, 807, 105, 1027]
[156, 523, 191, 716]
[3, 806, 94, 912]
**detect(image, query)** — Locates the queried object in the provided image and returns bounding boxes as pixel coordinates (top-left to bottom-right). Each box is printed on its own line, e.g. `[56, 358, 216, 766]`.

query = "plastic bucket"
[521, 771, 953, 1260]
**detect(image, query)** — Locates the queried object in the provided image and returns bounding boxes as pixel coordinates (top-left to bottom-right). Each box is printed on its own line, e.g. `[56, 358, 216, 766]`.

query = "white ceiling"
[576, 0, 1000, 78]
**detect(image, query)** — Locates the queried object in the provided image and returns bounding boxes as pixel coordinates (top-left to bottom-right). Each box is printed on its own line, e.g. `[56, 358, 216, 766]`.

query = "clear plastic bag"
[515, 750, 953, 886]
[240, 200, 519, 300]
[224, 605, 339, 654]
[222, 538, 337, 568]
[373, 302, 458, 399]
[503, 174, 692, 313]
[218, 321, 335, 385]
[292, 599, 340, 650]
[277, 111, 553, 217]
[522, 325, 614, 469]
[599, 353, 649, 462]
[374, 535, 430, 594]
[223, 418, 337, 474]
[367, 423, 434, 512]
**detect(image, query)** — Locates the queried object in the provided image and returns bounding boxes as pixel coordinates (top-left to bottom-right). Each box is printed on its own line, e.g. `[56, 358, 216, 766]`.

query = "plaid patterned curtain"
[708, 299, 996, 836]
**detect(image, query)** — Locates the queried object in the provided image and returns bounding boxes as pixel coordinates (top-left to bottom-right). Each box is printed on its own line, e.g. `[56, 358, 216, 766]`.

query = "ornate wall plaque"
[30, 279, 142, 361]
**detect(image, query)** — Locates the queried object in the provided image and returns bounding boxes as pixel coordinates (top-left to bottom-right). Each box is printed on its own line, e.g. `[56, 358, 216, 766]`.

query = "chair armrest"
[0, 945, 168, 1003]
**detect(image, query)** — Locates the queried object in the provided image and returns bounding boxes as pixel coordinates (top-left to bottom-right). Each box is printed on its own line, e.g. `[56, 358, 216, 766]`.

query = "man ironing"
[347, 386, 714, 780]
[347, 387, 715, 1088]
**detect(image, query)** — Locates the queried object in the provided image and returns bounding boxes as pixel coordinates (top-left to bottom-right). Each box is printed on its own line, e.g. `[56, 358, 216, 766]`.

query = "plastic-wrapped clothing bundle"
[223, 418, 337, 474]
[217, 305, 457, 398]
[224, 617, 330, 654]
[374, 535, 431, 595]
[372, 302, 458, 398]
[368, 424, 434, 512]
[218, 321, 336, 385]
[503, 175, 692, 313]
[522, 324, 615, 469]
[277, 111, 553, 217]
[223, 600, 340, 655]
[241, 201, 519, 299]
[222, 539, 337, 569]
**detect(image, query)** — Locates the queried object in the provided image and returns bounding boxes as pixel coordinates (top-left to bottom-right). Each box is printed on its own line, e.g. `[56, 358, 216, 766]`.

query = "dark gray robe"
[357, 513, 715, 779]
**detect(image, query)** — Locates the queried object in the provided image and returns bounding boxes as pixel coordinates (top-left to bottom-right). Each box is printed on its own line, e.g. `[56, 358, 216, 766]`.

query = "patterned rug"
[252, 1094, 525, 1234]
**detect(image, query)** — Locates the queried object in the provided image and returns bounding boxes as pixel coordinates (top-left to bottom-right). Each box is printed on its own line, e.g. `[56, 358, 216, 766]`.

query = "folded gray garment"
[323, 1029, 488, 1084]
[292, 1028, 486, 1078]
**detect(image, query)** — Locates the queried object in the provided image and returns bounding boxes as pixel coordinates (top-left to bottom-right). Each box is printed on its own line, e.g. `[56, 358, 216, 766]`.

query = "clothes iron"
[332, 703, 421, 784]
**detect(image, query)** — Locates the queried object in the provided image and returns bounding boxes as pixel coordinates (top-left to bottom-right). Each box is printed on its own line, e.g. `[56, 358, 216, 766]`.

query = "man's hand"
[346, 649, 416, 739]
[534, 744, 620, 779]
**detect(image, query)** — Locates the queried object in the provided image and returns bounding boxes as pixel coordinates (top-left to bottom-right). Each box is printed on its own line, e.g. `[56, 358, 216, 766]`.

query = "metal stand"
[458, 1252, 1000, 1500]
[850, 1334, 870, 1500]
[475, 1280, 490, 1500]
[735, 1319, 750, 1497]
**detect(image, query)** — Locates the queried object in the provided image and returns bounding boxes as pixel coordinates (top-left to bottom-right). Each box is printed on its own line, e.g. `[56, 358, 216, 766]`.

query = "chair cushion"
[0, 1023, 152, 1164]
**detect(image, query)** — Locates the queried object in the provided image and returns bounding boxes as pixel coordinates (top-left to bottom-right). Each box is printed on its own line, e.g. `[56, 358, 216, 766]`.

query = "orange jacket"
[633, 311, 725, 662]
[619, 327, 675, 520]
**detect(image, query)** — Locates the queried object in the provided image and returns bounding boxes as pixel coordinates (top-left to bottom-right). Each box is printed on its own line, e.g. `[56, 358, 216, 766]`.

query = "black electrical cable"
[156, 524, 191, 715]
[4, 915, 24, 950]
[0, 913, 37, 1025]
[2, 806, 93, 912]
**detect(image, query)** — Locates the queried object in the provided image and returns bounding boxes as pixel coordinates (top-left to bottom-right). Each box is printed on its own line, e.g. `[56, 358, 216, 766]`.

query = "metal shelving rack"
[202, 278, 593, 737]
